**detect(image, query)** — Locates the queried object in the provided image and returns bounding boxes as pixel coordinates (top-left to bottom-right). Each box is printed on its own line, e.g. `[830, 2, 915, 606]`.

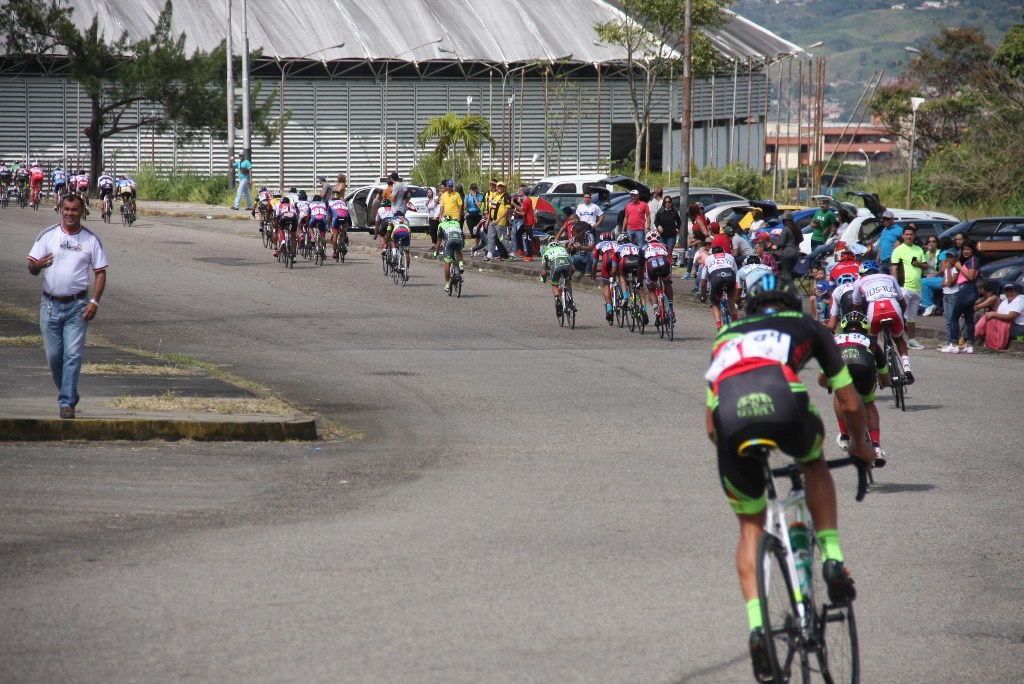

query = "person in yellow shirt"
[439, 179, 463, 222]
[484, 180, 511, 261]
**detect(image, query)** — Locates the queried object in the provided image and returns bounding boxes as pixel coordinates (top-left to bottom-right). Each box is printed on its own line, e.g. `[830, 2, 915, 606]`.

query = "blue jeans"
[662, 235, 677, 263]
[40, 296, 89, 409]
[921, 277, 942, 309]
[628, 229, 645, 249]
[233, 176, 252, 209]
[943, 292, 959, 344]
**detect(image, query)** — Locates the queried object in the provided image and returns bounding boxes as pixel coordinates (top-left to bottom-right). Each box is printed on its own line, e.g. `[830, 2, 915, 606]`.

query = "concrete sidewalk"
[0, 310, 316, 442]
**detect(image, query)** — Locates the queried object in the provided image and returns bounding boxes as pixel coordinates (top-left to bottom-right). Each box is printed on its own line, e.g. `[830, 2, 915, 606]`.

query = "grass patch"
[108, 392, 292, 415]
[81, 362, 199, 376]
[0, 335, 43, 346]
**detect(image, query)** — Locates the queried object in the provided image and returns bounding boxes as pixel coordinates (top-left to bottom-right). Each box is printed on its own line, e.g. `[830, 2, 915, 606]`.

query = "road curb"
[0, 416, 318, 442]
[138, 209, 252, 221]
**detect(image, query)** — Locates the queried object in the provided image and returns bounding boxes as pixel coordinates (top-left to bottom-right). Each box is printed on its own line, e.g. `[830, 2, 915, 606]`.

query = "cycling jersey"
[375, 206, 393, 225]
[834, 331, 887, 401]
[97, 175, 114, 189]
[828, 281, 862, 320]
[852, 273, 906, 337]
[276, 202, 297, 220]
[705, 311, 854, 514]
[642, 241, 672, 285]
[327, 198, 348, 225]
[116, 178, 136, 196]
[439, 219, 463, 243]
[257, 190, 274, 206]
[0, 165, 10, 179]
[592, 239, 617, 279]
[308, 200, 328, 230]
[389, 216, 411, 246]
[75, 173, 89, 190]
[736, 263, 772, 294]
[29, 166, 44, 184]
[614, 242, 641, 275]
[543, 243, 572, 281]
[295, 200, 310, 218]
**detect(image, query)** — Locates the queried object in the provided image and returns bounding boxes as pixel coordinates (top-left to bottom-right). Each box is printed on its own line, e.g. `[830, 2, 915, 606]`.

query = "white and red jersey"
[613, 242, 640, 262]
[308, 200, 328, 221]
[29, 165, 44, 182]
[97, 174, 114, 190]
[76, 173, 90, 190]
[592, 239, 617, 262]
[829, 260, 859, 282]
[642, 241, 670, 262]
[375, 206, 392, 223]
[829, 281, 859, 318]
[295, 199, 310, 217]
[275, 202, 297, 219]
[328, 197, 347, 219]
[704, 252, 738, 276]
[852, 273, 903, 307]
[257, 190, 273, 205]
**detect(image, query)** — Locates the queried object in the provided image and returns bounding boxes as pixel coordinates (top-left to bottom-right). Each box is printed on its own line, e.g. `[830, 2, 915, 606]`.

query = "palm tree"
[417, 112, 496, 180]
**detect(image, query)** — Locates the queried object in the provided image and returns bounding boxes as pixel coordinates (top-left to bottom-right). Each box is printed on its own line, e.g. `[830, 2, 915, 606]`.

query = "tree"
[417, 113, 496, 181]
[994, 12, 1024, 80]
[0, 0, 279, 190]
[594, 0, 728, 178]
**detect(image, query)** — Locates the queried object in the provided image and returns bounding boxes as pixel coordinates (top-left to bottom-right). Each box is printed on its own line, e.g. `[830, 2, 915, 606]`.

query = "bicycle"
[652, 276, 675, 341]
[556, 274, 576, 329]
[448, 263, 463, 297]
[625, 273, 645, 334]
[742, 438, 867, 684]
[17, 183, 28, 209]
[0, 186, 9, 209]
[382, 243, 393, 276]
[878, 319, 906, 411]
[719, 293, 734, 327]
[612, 278, 627, 328]
[101, 195, 112, 223]
[314, 231, 327, 266]
[391, 244, 408, 286]
[30, 186, 41, 211]
[259, 209, 274, 249]
[279, 230, 296, 269]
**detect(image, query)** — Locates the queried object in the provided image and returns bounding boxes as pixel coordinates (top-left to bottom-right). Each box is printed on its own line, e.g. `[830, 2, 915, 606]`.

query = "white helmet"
[645, 230, 660, 244]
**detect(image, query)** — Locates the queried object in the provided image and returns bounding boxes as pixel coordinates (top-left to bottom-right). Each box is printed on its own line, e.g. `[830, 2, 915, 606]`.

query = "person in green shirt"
[809, 198, 838, 250]
[890, 224, 926, 350]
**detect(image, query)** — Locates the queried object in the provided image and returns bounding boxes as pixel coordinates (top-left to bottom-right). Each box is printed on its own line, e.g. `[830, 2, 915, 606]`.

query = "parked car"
[937, 218, 1024, 263]
[979, 255, 1024, 283]
[535, 188, 614, 234]
[528, 174, 610, 196]
[346, 183, 435, 232]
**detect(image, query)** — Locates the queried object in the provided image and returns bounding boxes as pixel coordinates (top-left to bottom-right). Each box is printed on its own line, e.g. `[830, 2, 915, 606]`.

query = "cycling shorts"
[619, 254, 640, 276]
[331, 215, 350, 230]
[550, 263, 571, 284]
[443, 238, 464, 262]
[711, 364, 824, 515]
[310, 218, 328, 233]
[847, 362, 877, 402]
[99, 186, 114, 200]
[0, 173, 11, 183]
[645, 259, 672, 287]
[119, 189, 136, 200]
[30, 177, 43, 188]
[866, 299, 904, 338]
[597, 252, 616, 280]
[391, 229, 410, 247]
[278, 216, 297, 231]
[709, 270, 737, 304]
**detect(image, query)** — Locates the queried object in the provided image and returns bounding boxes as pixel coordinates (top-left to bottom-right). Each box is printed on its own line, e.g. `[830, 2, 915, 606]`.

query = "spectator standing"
[623, 189, 651, 247]
[876, 211, 902, 274]
[648, 186, 664, 218]
[231, 153, 252, 211]
[440, 179, 463, 223]
[426, 186, 440, 250]
[575, 192, 604, 234]
[919, 236, 943, 315]
[686, 202, 709, 279]
[464, 183, 485, 240]
[890, 224, 926, 349]
[333, 173, 347, 197]
[775, 211, 803, 281]
[654, 196, 682, 260]
[389, 172, 409, 216]
[808, 198, 837, 251]
[26, 194, 108, 419]
[948, 241, 982, 354]
[938, 250, 962, 353]
[318, 176, 331, 199]
[511, 186, 536, 260]
[974, 281, 1024, 350]
[486, 181, 511, 261]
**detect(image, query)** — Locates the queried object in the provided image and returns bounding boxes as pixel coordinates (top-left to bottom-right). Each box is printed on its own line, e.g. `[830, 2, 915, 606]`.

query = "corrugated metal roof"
[51, 0, 803, 66]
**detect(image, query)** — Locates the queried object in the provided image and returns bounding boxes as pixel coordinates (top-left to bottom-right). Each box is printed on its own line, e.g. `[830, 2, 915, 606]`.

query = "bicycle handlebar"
[770, 456, 869, 502]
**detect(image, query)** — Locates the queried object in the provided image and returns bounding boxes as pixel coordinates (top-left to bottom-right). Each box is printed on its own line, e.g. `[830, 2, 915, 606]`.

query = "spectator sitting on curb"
[974, 281, 1024, 350]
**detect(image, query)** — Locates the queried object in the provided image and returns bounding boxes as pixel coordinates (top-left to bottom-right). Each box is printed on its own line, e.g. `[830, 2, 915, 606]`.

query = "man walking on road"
[231, 153, 252, 211]
[26, 193, 108, 419]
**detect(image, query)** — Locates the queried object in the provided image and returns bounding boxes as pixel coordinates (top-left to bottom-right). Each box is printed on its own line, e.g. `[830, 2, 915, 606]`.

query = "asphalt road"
[1, 210, 1022, 683]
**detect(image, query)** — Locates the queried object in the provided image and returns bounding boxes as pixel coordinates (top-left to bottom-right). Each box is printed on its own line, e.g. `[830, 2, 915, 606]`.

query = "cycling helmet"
[280, 196, 290, 204]
[381, 198, 392, 207]
[298, 190, 307, 201]
[744, 255, 761, 266]
[839, 311, 868, 333]
[289, 186, 298, 193]
[312, 195, 321, 202]
[645, 231, 660, 244]
[859, 260, 880, 276]
[260, 186, 268, 192]
[599, 232, 613, 242]
[710, 245, 725, 254]
[744, 274, 803, 315]
[331, 190, 340, 197]
[836, 273, 856, 286]
[616, 233, 631, 244]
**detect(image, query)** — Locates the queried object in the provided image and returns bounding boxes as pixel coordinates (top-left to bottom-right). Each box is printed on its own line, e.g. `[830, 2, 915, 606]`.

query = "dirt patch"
[107, 392, 292, 415]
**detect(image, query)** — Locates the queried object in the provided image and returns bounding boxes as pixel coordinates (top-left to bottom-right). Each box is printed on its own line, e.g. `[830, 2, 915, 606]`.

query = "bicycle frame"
[761, 459, 815, 623]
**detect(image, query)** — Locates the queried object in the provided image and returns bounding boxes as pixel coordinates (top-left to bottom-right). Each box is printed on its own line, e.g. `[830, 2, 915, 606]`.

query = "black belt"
[43, 290, 87, 303]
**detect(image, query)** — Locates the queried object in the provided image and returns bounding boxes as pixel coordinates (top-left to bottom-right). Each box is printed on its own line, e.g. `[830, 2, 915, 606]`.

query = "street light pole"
[857, 147, 871, 177]
[240, 0, 251, 161]
[907, 96, 924, 207]
[226, 0, 235, 187]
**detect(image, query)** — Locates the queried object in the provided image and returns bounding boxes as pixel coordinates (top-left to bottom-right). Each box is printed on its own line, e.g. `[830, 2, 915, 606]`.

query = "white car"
[345, 183, 436, 232]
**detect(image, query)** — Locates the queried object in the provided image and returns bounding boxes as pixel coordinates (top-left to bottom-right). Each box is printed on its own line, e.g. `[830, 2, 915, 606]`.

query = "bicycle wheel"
[808, 540, 860, 684]
[382, 250, 390, 275]
[261, 223, 271, 248]
[567, 293, 576, 329]
[884, 333, 905, 411]
[628, 299, 637, 332]
[758, 532, 802, 684]
[455, 272, 462, 297]
[557, 289, 566, 327]
[665, 296, 675, 342]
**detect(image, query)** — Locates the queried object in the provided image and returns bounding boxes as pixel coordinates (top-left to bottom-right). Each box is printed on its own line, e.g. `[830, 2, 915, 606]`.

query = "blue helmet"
[745, 274, 803, 315]
[836, 273, 856, 286]
[859, 260, 880, 276]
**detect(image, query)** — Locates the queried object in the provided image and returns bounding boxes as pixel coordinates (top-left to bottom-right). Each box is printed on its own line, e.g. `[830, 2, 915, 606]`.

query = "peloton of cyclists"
[702, 244, 739, 329]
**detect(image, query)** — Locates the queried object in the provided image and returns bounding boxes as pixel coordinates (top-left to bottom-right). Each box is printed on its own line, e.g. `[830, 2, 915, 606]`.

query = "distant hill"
[734, 0, 1019, 119]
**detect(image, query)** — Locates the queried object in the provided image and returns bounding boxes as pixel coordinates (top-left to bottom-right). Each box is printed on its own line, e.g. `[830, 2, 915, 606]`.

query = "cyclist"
[285, 186, 300, 205]
[327, 190, 349, 260]
[295, 189, 310, 234]
[702, 244, 739, 329]
[273, 195, 298, 261]
[613, 232, 649, 325]
[703, 275, 873, 683]
[29, 160, 45, 205]
[828, 243, 860, 282]
[642, 230, 675, 323]
[96, 171, 115, 217]
[820, 310, 890, 466]
[74, 168, 90, 196]
[14, 162, 30, 202]
[50, 164, 66, 210]
[736, 254, 773, 309]
[0, 161, 11, 203]
[386, 211, 412, 275]
[590, 231, 618, 322]
[308, 194, 329, 256]
[255, 186, 274, 224]
[851, 260, 914, 384]
[540, 241, 574, 318]
[116, 175, 137, 217]
[435, 215, 465, 293]
[376, 198, 394, 253]
[826, 273, 862, 332]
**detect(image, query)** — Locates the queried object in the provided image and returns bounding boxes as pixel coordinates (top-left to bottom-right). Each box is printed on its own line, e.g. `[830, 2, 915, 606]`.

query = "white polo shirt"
[575, 201, 604, 227]
[28, 224, 108, 297]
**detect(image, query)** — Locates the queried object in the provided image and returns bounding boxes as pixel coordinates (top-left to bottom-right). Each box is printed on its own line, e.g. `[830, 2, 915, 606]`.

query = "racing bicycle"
[390, 243, 409, 286]
[742, 438, 867, 684]
[556, 274, 576, 329]
[879, 319, 906, 411]
[447, 264, 463, 297]
[652, 276, 675, 341]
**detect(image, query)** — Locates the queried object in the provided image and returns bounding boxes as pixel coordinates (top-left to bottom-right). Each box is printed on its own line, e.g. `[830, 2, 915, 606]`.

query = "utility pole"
[226, 0, 235, 186]
[680, 0, 692, 246]
[241, 0, 252, 161]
